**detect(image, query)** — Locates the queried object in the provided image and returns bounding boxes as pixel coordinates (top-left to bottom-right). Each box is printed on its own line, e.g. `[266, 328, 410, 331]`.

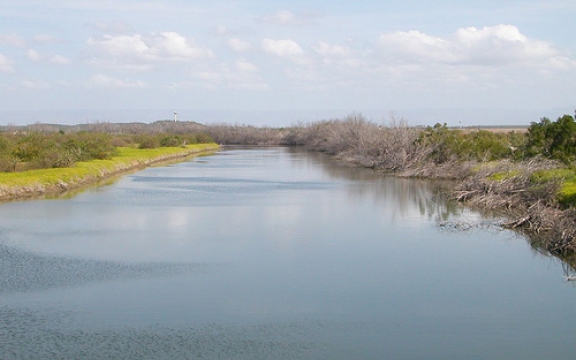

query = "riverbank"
[356, 155, 576, 258]
[263, 114, 576, 258]
[0, 143, 219, 202]
[447, 160, 576, 257]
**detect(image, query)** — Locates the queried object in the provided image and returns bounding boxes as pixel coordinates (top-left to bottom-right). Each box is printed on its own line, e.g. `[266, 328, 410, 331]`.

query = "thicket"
[130, 132, 214, 149]
[277, 114, 526, 178]
[205, 124, 287, 145]
[524, 114, 576, 163]
[416, 123, 524, 163]
[0, 132, 116, 172]
[282, 114, 423, 171]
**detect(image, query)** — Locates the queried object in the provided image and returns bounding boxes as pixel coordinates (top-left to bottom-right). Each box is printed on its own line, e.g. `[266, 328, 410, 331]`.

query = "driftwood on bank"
[449, 159, 576, 255]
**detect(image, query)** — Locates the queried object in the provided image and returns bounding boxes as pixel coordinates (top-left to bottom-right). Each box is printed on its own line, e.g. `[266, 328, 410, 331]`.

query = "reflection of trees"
[288, 147, 463, 222]
[521, 242, 576, 279]
[561, 255, 576, 278]
[290, 148, 576, 276]
[525, 233, 576, 275]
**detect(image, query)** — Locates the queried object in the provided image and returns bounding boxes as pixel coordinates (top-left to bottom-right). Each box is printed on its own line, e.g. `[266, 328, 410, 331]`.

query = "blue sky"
[0, 0, 575, 126]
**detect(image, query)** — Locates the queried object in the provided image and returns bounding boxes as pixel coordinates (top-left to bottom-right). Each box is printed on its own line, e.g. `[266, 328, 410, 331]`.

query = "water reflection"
[290, 148, 466, 223]
[290, 149, 576, 275]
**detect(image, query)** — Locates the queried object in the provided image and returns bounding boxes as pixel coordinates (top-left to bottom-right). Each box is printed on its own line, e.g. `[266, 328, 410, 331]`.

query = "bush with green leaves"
[524, 114, 576, 162]
[418, 123, 520, 163]
[134, 134, 161, 149]
[0, 131, 116, 171]
[134, 132, 214, 149]
[0, 135, 17, 172]
[62, 132, 116, 161]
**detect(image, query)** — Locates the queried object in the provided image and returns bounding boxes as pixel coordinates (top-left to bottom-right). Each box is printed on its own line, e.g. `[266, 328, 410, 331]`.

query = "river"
[0, 147, 575, 359]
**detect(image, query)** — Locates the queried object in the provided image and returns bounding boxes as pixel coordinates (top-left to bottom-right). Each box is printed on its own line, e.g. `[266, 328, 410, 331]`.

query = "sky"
[0, 0, 575, 126]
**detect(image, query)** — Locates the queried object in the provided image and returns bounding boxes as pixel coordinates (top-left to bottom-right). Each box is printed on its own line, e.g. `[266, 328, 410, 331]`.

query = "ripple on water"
[0, 306, 379, 360]
[0, 243, 218, 294]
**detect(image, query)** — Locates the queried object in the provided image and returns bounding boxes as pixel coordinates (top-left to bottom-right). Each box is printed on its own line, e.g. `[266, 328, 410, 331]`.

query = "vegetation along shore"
[2, 113, 576, 265]
[0, 128, 218, 201]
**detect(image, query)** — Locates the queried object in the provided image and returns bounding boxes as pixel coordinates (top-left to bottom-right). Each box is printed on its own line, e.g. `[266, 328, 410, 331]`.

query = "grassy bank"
[0, 143, 218, 201]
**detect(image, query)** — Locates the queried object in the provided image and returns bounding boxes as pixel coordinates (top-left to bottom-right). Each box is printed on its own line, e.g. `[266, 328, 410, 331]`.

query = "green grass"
[529, 168, 576, 207]
[559, 181, 576, 206]
[0, 167, 89, 187]
[0, 143, 218, 191]
[530, 168, 576, 184]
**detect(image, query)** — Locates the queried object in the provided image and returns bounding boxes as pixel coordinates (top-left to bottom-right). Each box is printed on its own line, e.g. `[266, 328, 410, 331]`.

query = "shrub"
[111, 136, 132, 147]
[417, 123, 462, 163]
[134, 135, 161, 149]
[418, 124, 518, 163]
[62, 132, 116, 161]
[159, 135, 182, 147]
[12, 132, 55, 162]
[525, 114, 576, 162]
[193, 132, 214, 144]
[0, 153, 17, 172]
[2, 131, 116, 171]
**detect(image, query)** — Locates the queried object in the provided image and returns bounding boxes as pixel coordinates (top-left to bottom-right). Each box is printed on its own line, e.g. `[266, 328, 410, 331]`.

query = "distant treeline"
[2, 114, 575, 175]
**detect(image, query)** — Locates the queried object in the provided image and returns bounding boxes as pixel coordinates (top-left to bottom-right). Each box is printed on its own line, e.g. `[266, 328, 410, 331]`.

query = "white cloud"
[50, 55, 71, 65]
[457, 24, 526, 43]
[0, 33, 26, 48]
[262, 38, 308, 64]
[377, 25, 566, 68]
[27, 49, 71, 65]
[312, 42, 350, 57]
[34, 34, 61, 43]
[227, 38, 252, 53]
[211, 24, 231, 37]
[546, 56, 576, 71]
[210, 24, 254, 38]
[257, 10, 322, 26]
[453, 25, 558, 66]
[311, 41, 359, 67]
[377, 30, 455, 64]
[88, 74, 148, 88]
[149, 32, 212, 59]
[236, 59, 258, 72]
[187, 61, 267, 91]
[21, 79, 50, 89]
[86, 34, 153, 71]
[86, 32, 214, 71]
[27, 49, 40, 62]
[0, 54, 14, 72]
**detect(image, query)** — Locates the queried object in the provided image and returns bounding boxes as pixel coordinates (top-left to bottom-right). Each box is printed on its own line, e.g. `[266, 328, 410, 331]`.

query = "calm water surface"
[1, 147, 575, 359]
